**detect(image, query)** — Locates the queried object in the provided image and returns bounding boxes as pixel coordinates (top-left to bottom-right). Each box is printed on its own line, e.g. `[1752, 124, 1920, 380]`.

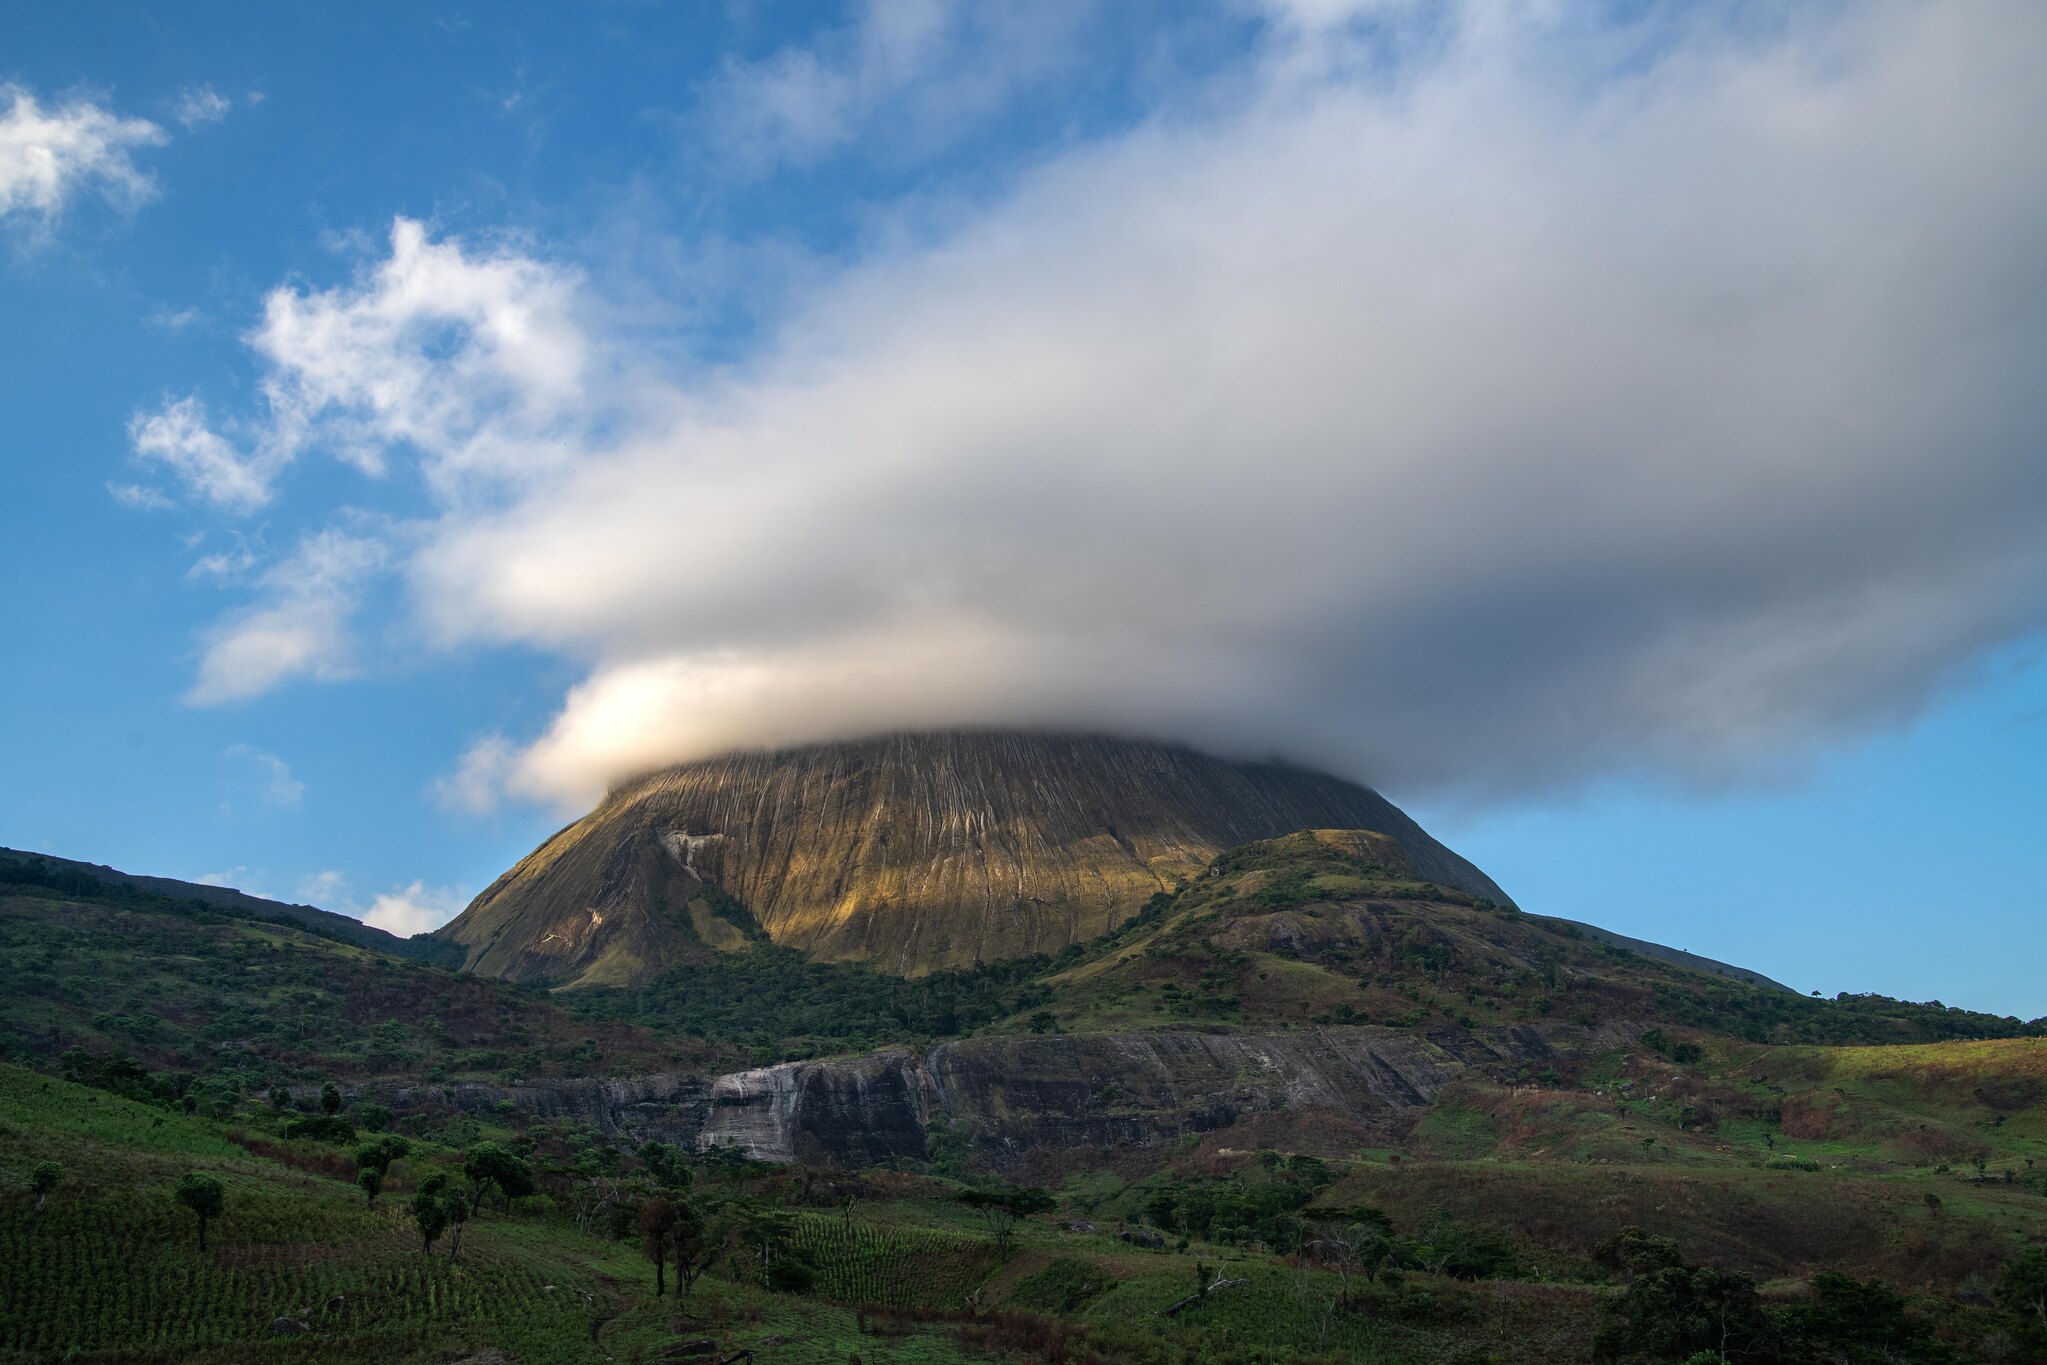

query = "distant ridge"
[436, 729, 1518, 986]
[0, 846, 459, 965]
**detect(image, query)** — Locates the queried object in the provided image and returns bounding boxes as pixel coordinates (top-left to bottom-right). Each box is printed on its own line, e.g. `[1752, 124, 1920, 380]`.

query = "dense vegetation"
[572, 942, 1068, 1062]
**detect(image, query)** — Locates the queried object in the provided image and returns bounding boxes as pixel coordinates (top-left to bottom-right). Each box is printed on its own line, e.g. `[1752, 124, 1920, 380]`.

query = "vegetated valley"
[4, 832, 2046, 1364]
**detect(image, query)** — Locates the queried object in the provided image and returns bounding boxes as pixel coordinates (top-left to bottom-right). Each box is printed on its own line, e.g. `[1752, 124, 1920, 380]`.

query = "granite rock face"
[324, 1073, 712, 1148]
[695, 1023, 1595, 1165]
[437, 731, 1513, 985]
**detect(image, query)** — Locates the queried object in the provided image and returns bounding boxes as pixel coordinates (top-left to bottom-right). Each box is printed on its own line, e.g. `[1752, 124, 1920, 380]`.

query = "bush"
[283, 1114, 356, 1145]
[1009, 1257, 1109, 1314]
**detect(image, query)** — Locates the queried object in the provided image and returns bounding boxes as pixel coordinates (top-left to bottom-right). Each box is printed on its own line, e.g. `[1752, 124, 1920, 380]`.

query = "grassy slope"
[0, 1061, 1617, 1365]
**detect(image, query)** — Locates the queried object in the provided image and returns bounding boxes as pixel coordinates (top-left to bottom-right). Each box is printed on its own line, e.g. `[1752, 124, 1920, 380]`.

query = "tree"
[672, 1200, 712, 1301]
[175, 1172, 225, 1252]
[463, 1141, 535, 1215]
[957, 1184, 1055, 1261]
[640, 1198, 679, 1296]
[569, 1153, 626, 1234]
[1306, 1212, 1394, 1308]
[1774, 1270, 1947, 1364]
[444, 1185, 471, 1259]
[1998, 1247, 2047, 1349]
[354, 1136, 409, 1206]
[412, 1186, 451, 1254]
[355, 1136, 411, 1171]
[31, 1161, 60, 1213]
[1594, 1227, 1772, 1363]
[319, 1082, 343, 1116]
[637, 1141, 693, 1190]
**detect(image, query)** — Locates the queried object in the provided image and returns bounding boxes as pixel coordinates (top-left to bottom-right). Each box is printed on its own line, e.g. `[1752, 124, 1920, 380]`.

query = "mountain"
[435, 730, 1517, 986]
[0, 846, 459, 964]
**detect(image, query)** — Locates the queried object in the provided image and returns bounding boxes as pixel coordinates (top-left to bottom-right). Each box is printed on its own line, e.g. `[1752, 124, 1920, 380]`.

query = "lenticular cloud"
[153, 1, 2047, 813]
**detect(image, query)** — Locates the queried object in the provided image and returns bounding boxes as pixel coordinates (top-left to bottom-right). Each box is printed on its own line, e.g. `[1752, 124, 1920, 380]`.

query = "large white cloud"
[0, 84, 165, 225]
[159, 0, 2047, 812]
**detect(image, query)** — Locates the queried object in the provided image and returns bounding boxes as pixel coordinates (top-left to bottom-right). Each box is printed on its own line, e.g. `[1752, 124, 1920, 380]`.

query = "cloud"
[224, 743, 305, 808]
[699, 0, 1094, 175]
[0, 84, 165, 226]
[360, 880, 467, 937]
[107, 481, 174, 511]
[166, 1, 2047, 814]
[431, 733, 518, 815]
[129, 397, 275, 511]
[297, 869, 348, 904]
[187, 529, 386, 704]
[292, 869, 468, 935]
[127, 217, 592, 510]
[173, 85, 232, 128]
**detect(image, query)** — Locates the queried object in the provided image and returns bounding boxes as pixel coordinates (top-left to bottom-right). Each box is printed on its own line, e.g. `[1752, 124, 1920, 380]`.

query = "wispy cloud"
[172, 85, 232, 128]
[697, 0, 1095, 177]
[431, 733, 518, 815]
[0, 84, 165, 229]
[188, 529, 387, 704]
[129, 396, 275, 512]
[224, 743, 305, 808]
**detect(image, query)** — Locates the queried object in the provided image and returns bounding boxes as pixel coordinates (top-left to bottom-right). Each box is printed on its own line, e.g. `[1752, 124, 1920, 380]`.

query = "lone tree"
[640, 1197, 679, 1296]
[957, 1183, 1054, 1261]
[353, 1135, 410, 1207]
[463, 1142, 535, 1215]
[1305, 1207, 1395, 1308]
[672, 1200, 712, 1302]
[412, 1181, 451, 1254]
[319, 1082, 343, 1116]
[31, 1161, 61, 1213]
[444, 1185, 471, 1259]
[175, 1172, 225, 1251]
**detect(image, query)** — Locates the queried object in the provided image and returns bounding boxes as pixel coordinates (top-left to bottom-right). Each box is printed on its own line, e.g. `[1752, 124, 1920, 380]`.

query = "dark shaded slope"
[0, 847, 460, 965]
[437, 730, 1515, 985]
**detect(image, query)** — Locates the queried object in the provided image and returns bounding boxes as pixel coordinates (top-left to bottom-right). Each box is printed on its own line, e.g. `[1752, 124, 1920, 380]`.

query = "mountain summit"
[435, 731, 1513, 986]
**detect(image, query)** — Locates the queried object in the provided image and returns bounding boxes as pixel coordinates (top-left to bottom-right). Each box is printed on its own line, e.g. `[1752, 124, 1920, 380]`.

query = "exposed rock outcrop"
[437, 731, 1513, 984]
[696, 1022, 1609, 1165]
[324, 1073, 712, 1148]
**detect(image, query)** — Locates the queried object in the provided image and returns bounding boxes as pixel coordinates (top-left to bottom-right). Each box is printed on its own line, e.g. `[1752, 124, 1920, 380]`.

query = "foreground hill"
[9, 832, 2047, 1361]
[436, 731, 1515, 986]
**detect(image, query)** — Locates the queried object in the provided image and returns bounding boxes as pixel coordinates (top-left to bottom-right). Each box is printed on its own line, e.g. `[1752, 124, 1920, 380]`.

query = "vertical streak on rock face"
[437, 730, 1513, 985]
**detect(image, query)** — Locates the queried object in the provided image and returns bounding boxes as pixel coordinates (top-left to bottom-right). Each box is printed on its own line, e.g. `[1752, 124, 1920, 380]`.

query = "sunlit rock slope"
[435, 731, 1513, 984]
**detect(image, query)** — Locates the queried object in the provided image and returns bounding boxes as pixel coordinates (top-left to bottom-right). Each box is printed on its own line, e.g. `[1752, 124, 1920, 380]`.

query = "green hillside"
[0, 860, 718, 1095]
[7, 834, 2047, 1361]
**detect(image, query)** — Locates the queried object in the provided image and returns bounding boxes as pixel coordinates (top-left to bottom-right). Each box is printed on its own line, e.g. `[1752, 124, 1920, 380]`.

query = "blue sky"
[3, 1, 2043, 1017]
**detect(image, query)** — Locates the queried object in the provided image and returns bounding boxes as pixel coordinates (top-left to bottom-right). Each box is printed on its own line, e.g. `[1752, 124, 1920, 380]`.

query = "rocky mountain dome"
[435, 730, 1514, 986]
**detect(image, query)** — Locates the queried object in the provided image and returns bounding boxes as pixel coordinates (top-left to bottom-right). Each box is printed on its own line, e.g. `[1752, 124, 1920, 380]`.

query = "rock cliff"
[695, 1022, 1612, 1166]
[437, 731, 1512, 984]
